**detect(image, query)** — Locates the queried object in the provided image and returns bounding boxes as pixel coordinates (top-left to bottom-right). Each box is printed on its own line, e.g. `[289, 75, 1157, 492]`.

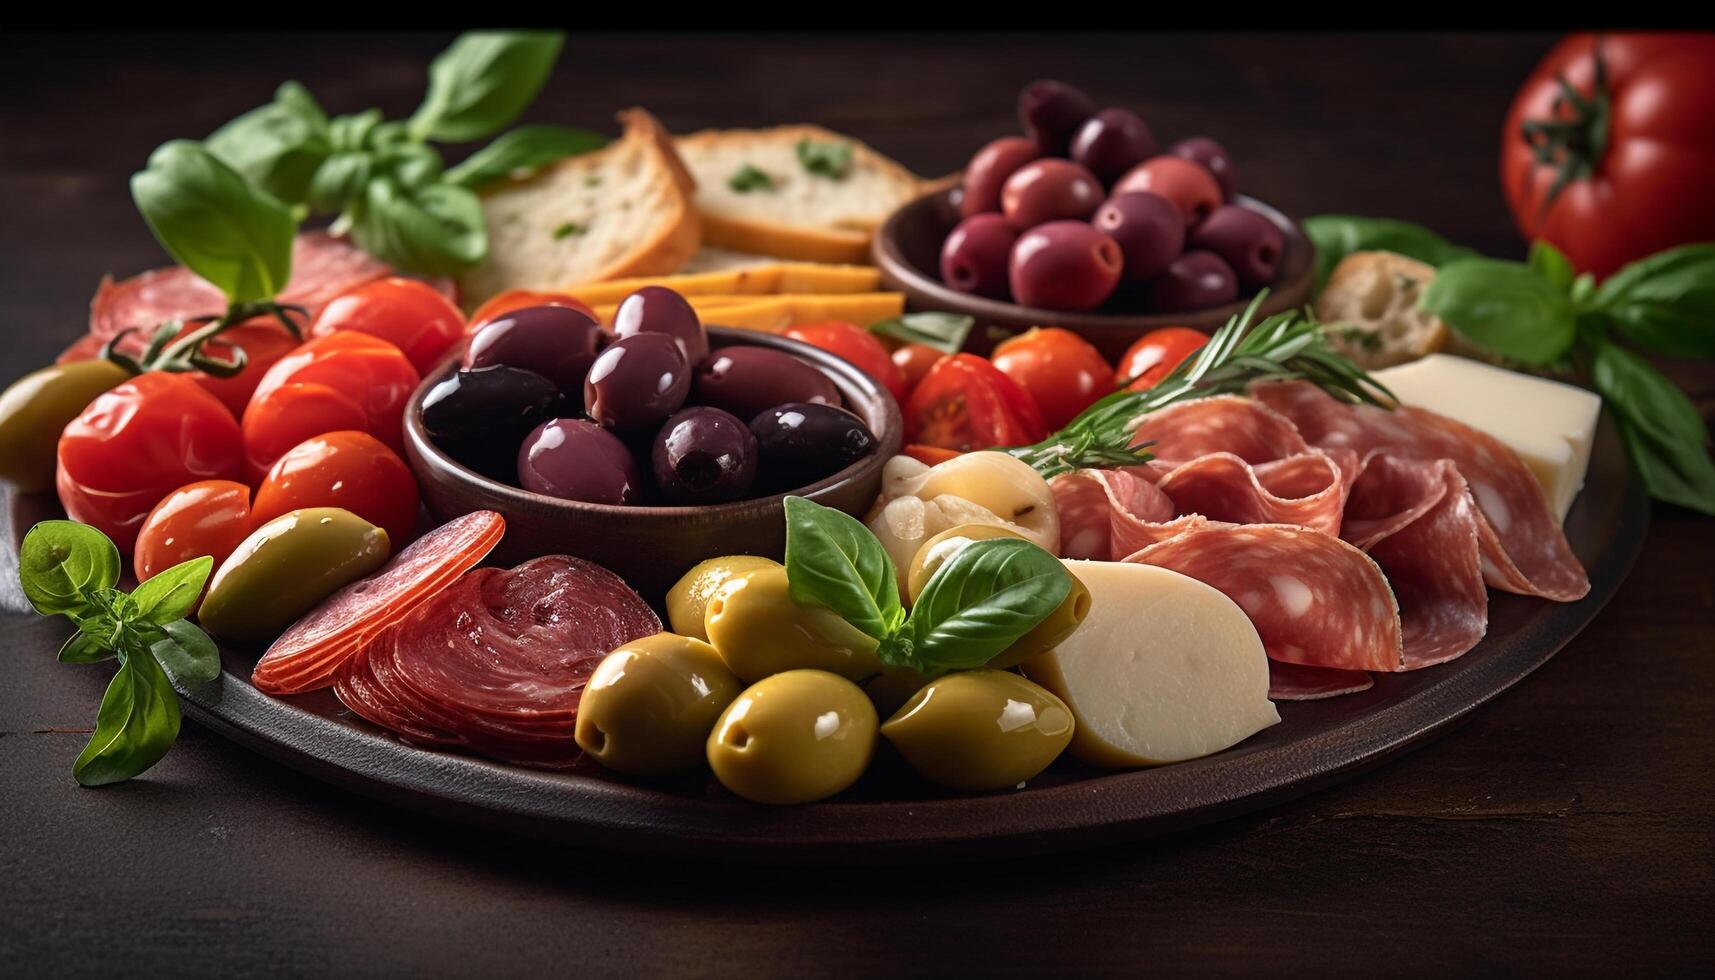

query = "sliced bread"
[458, 108, 701, 306]
[1314, 251, 1450, 370]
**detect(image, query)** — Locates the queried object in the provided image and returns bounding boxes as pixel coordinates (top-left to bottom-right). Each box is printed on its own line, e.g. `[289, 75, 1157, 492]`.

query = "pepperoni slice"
[251, 510, 505, 695]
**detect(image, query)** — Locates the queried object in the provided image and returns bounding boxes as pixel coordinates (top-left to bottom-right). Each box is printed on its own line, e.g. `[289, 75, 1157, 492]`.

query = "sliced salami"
[1154, 451, 1350, 536]
[1268, 661, 1375, 700]
[1130, 394, 1314, 464]
[1049, 468, 1182, 560]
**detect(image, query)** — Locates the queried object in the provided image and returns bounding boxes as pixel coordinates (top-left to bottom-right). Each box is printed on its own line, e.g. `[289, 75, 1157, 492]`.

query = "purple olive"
[1069, 108, 1158, 184]
[961, 136, 1040, 218]
[1187, 204, 1284, 287]
[1018, 79, 1097, 156]
[1144, 250, 1240, 312]
[612, 286, 709, 365]
[518, 418, 643, 505]
[651, 406, 757, 504]
[750, 402, 877, 492]
[1001, 159, 1104, 230]
[693, 346, 840, 421]
[463, 305, 607, 398]
[1168, 137, 1237, 200]
[940, 213, 1018, 300]
[1009, 221, 1123, 313]
[584, 333, 691, 431]
[1093, 192, 1186, 283]
[422, 366, 568, 482]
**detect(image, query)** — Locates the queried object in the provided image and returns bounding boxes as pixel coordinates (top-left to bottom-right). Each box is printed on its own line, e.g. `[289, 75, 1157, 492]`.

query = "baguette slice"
[675, 125, 926, 264]
[1314, 251, 1450, 370]
[458, 108, 700, 307]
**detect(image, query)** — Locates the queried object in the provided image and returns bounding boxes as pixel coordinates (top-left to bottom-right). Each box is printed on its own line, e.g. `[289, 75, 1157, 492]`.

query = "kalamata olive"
[1093, 191, 1186, 283]
[651, 406, 758, 504]
[612, 286, 709, 365]
[463, 305, 607, 397]
[584, 333, 691, 431]
[1187, 204, 1284, 287]
[421, 366, 567, 480]
[692, 346, 839, 421]
[1144, 250, 1240, 312]
[1001, 159, 1104, 230]
[1069, 108, 1158, 184]
[1113, 157, 1223, 228]
[1018, 79, 1097, 155]
[1008, 220, 1123, 312]
[750, 402, 878, 492]
[517, 418, 643, 505]
[940, 213, 1018, 300]
[1168, 136, 1237, 200]
[960, 136, 1040, 218]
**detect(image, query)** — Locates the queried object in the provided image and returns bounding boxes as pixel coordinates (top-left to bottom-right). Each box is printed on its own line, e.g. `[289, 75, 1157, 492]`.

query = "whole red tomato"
[190, 320, 305, 417]
[466, 289, 600, 335]
[904, 353, 1047, 452]
[990, 327, 1114, 429]
[891, 343, 945, 397]
[251, 431, 420, 547]
[241, 332, 419, 483]
[56, 372, 244, 553]
[310, 277, 465, 374]
[1502, 33, 1715, 278]
[1115, 326, 1207, 391]
[783, 321, 907, 401]
[134, 479, 253, 582]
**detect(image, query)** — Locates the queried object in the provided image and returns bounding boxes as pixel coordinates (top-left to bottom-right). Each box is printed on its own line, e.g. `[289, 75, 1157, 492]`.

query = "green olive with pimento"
[576, 632, 744, 774]
[197, 507, 390, 643]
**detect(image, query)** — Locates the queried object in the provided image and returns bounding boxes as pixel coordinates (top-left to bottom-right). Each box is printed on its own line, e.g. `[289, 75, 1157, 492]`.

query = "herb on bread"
[728, 164, 775, 193]
[795, 138, 853, 180]
[552, 222, 586, 240]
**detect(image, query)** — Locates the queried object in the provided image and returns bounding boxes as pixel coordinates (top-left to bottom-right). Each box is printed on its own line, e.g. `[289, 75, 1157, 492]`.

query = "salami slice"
[251, 511, 505, 695]
[1268, 661, 1375, 700]
[1130, 395, 1315, 464]
[1154, 451, 1350, 536]
[332, 555, 661, 768]
[1050, 468, 1179, 560]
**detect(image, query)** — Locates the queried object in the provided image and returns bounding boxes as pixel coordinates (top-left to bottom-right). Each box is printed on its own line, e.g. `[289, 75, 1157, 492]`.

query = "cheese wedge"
[566, 263, 882, 305]
[1373, 354, 1601, 521]
[1022, 560, 1279, 767]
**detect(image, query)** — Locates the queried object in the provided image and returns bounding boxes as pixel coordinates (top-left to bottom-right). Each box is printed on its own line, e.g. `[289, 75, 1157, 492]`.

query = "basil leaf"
[445, 124, 608, 189]
[351, 176, 487, 275]
[1528, 240, 1576, 293]
[783, 496, 904, 641]
[1420, 257, 1578, 365]
[306, 150, 375, 213]
[868, 312, 974, 355]
[410, 31, 565, 143]
[59, 632, 115, 665]
[1592, 244, 1715, 359]
[130, 556, 213, 626]
[148, 620, 222, 686]
[903, 538, 1070, 671]
[206, 81, 332, 203]
[1589, 342, 1715, 513]
[73, 650, 181, 787]
[1303, 214, 1478, 292]
[18, 520, 121, 617]
[130, 141, 296, 304]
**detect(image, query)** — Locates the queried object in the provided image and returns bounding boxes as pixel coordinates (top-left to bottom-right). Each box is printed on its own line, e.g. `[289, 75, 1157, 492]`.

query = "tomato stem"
[1520, 37, 1611, 213]
[101, 301, 306, 379]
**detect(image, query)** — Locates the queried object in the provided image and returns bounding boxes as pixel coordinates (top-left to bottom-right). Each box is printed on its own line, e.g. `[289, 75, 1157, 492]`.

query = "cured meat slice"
[333, 555, 661, 768]
[1050, 468, 1179, 560]
[251, 511, 505, 694]
[1130, 395, 1315, 464]
[1267, 661, 1375, 700]
[1252, 380, 1589, 602]
[1123, 523, 1405, 673]
[1154, 452, 1350, 536]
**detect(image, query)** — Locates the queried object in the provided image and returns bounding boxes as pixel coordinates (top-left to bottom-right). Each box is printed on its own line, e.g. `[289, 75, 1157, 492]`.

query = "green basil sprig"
[868, 312, 975, 355]
[18, 521, 220, 787]
[409, 31, 566, 143]
[782, 497, 1071, 673]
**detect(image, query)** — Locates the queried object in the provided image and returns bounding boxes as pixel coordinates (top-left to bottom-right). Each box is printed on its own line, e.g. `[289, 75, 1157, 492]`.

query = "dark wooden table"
[3, 32, 1712, 977]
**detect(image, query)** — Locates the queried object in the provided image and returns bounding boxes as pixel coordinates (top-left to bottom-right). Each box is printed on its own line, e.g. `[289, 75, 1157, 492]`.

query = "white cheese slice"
[1021, 560, 1279, 767]
[1372, 354, 1601, 522]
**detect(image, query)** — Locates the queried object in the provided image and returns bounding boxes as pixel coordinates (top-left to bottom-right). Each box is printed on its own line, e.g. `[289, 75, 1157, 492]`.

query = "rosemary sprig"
[1009, 292, 1396, 479]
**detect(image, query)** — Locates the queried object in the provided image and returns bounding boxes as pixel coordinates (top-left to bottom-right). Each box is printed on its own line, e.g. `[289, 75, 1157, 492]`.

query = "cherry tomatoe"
[56, 372, 244, 553]
[466, 289, 599, 336]
[1114, 326, 1207, 391]
[133, 479, 253, 582]
[310, 277, 464, 375]
[251, 430, 420, 547]
[189, 320, 305, 417]
[241, 331, 419, 483]
[782, 321, 907, 401]
[990, 327, 1114, 430]
[904, 353, 1047, 452]
[890, 343, 945, 398]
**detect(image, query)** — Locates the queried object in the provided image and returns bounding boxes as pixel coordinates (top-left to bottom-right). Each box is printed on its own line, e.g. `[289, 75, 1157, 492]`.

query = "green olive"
[704, 565, 882, 683]
[575, 632, 744, 774]
[862, 664, 940, 716]
[0, 359, 130, 492]
[706, 669, 877, 804]
[198, 507, 390, 643]
[905, 523, 1031, 602]
[665, 555, 781, 641]
[880, 669, 1075, 791]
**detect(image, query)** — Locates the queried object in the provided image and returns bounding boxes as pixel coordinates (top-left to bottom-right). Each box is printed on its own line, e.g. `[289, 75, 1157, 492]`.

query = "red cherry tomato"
[56, 372, 244, 553]
[134, 479, 253, 582]
[242, 332, 419, 483]
[466, 290, 600, 336]
[1114, 326, 1208, 391]
[902, 443, 964, 467]
[783, 321, 907, 401]
[310, 277, 465, 374]
[251, 431, 420, 547]
[990, 327, 1114, 430]
[890, 343, 945, 397]
[904, 354, 1047, 452]
[189, 319, 305, 417]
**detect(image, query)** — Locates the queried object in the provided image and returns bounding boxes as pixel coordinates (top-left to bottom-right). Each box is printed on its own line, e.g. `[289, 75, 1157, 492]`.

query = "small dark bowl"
[874, 187, 1315, 361]
[404, 327, 902, 599]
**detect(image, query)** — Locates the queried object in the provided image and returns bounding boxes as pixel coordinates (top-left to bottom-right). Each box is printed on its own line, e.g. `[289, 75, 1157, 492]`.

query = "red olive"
[940, 213, 1019, 300]
[1187, 205, 1284, 288]
[1070, 108, 1158, 184]
[1093, 191, 1186, 283]
[693, 346, 840, 421]
[612, 286, 709, 366]
[584, 333, 691, 431]
[961, 136, 1041, 218]
[518, 418, 643, 505]
[1009, 221, 1123, 313]
[1113, 157, 1223, 229]
[1168, 136, 1237, 201]
[1144, 250, 1239, 312]
[1018, 79, 1097, 155]
[463, 305, 607, 397]
[1001, 159, 1104, 230]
